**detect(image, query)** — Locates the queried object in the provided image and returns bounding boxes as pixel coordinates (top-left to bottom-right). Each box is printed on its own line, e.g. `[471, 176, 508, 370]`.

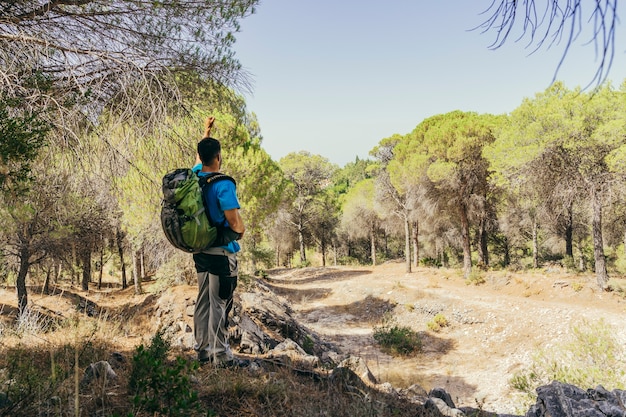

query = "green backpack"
[160, 168, 235, 253]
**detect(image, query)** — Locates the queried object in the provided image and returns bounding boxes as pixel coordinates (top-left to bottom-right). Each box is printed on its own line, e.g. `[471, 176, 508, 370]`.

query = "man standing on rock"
[191, 117, 246, 367]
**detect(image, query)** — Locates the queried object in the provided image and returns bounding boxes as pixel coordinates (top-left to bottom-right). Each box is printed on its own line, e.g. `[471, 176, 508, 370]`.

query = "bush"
[427, 314, 449, 332]
[419, 257, 442, 268]
[465, 269, 486, 286]
[373, 316, 421, 356]
[129, 331, 203, 416]
[247, 245, 275, 271]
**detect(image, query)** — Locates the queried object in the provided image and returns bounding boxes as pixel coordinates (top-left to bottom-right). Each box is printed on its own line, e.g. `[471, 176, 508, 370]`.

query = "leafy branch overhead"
[0, 0, 258, 126]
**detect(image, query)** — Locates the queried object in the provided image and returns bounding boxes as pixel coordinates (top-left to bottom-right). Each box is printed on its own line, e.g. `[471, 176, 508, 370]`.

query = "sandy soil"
[262, 262, 626, 414]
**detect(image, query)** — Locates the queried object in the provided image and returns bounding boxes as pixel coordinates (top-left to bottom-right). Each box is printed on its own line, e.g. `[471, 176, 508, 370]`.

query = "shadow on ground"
[266, 267, 371, 284]
[263, 282, 333, 301]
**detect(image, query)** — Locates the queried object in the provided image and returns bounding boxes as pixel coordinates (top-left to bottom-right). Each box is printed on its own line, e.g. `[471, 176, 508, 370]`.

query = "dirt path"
[264, 263, 626, 414]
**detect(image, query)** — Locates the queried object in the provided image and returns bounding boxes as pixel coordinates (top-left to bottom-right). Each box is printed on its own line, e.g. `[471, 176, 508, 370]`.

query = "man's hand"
[203, 116, 215, 138]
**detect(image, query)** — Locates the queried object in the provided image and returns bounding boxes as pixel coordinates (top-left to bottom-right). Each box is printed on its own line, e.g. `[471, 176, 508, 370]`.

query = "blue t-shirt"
[192, 164, 241, 253]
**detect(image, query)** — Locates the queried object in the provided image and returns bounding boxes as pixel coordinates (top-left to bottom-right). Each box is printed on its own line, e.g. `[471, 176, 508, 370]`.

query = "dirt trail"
[264, 263, 626, 414]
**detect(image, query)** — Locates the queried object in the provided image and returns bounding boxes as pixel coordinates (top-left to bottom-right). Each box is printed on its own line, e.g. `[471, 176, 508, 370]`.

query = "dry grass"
[0, 286, 438, 417]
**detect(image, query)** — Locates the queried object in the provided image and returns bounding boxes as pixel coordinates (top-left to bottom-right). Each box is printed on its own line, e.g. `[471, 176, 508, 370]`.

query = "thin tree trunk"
[591, 187, 609, 290]
[55, 262, 62, 285]
[298, 222, 306, 263]
[43, 267, 51, 295]
[71, 244, 77, 285]
[250, 237, 258, 273]
[133, 249, 143, 295]
[565, 202, 574, 258]
[578, 240, 586, 271]
[17, 246, 30, 315]
[532, 219, 539, 269]
[81, 247, 91, 291]
[411, 220, 419, 268]
[116, 228, 127, 289]
[98, 248, 104, 290]
[140, 248, 145, 280]
[459, 202, 472, 278]
[502, 236, 510, 267]
[384, 230, 389, 259]
[477, 217, 489, 267]
[404, 215, 411, 273]
[370, 223, 377, 267]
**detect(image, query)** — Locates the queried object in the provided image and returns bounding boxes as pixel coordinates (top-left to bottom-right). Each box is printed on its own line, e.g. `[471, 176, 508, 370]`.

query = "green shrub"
[419, 257, 442, 268]
[562, 255, 576, 271]
[373, 316, 421, 356]
[296, 259, 311, 268]
[302, 334, 314, 355]
[248, 245, 275, 271]
[128, 331, 202, 416]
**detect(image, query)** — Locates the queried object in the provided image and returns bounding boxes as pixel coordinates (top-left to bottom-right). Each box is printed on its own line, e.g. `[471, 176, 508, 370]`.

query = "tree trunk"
[565, 203, 574, 258]
[71, 244, 77, 285]
[55, 262, 62, 285]
[412, 220, 419, 268]
[298, 222, 306, 263]
[43, 267, 51, 295]
[591, 187, 609, 290]
[404, 215, 411, 273]
[116, 228, 127, 289]
[577, 240, 586, 271]
[17, 246, 30, 315]
[502, 236, 510, 267]
[370, 223, 377, 267]
[133, 249, 143, 295]
[81, 247, 91, 291]
[98, 248, 104, 289]
[140, 248, 145, 280]
[250, 237, 258, 273]
[321, 239, 326, 267]
[477, 217, 489, 267]
[459, 202, 472, 278]
[532, 219, 539, 269]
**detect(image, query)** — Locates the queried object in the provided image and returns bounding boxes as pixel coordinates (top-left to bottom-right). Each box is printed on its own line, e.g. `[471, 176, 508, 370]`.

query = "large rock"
[526, 381, 626, 417]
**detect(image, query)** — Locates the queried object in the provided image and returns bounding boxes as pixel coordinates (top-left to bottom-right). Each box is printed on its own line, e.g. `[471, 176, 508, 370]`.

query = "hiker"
[191, 118, 245, 367]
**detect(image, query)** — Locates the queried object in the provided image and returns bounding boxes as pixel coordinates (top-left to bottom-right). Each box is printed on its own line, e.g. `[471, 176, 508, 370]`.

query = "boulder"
[526, 381, 626, 417]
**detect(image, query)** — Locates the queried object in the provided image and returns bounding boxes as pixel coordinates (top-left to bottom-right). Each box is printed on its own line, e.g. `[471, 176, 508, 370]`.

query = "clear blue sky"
[233, 1, 626, 167]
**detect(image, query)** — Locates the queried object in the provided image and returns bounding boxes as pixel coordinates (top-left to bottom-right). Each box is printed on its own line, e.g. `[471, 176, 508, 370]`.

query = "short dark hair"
[197, 137, 221, 165]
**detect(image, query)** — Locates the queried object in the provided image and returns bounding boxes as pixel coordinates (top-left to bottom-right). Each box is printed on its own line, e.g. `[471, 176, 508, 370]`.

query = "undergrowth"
[509, 318, 626, 410]
[0, 311, 436, 416]
[373, 314, 422, 356]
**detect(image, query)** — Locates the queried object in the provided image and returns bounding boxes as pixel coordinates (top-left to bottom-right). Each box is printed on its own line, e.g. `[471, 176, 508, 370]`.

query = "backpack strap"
[197, 172, 236, 226]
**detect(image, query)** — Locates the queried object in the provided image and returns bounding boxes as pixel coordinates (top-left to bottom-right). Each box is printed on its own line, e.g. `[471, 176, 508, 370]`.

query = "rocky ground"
[260, 262, 626, 414]
[2, 262, 625, 415]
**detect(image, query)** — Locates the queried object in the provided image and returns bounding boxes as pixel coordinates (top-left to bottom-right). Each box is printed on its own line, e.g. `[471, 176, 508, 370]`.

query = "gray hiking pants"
[193, 249, 238, 363]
